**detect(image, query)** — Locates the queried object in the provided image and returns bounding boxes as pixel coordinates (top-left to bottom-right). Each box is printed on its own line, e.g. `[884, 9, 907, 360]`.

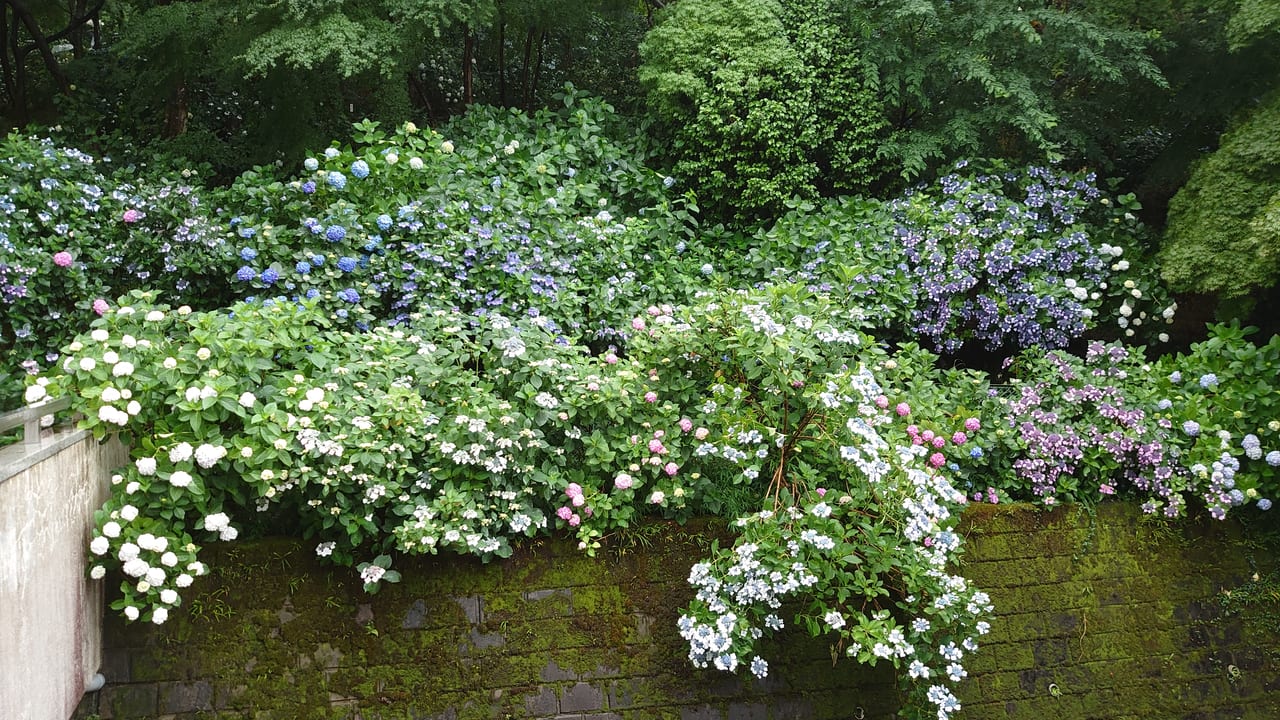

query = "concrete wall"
[0, 429, 126, 720]
[75, 503, 1280, 720]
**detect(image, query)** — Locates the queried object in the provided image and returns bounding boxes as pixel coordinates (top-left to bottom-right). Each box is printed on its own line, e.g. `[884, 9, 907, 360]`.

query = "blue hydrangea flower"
[1199, 373, 1219, 389]
[969, 447, 984, 459]
[295, 261, 311, 275]
[337, 256, 357, 273]
[260, 268, 279, 284]
[326, 171, 347, 190]
[1268, 451, 1280, 467]
[326, 225, 346, 242]
[304, 157, 319, 171]
[305, 288, 320, 299]
[351, 160, 370, 179]
[235, 266, 255, 282]
[310, 254, 325, 267]
[1169, 371, 1182, 383]
[302, 181, 316, 195]
[324, 148, 340, 160]
[239, 247, 258, 261]
[1259, 498, 1273, 511]
[1182, 420, 1201, 437]
[376, 214, 393, 231]
[338, 288, 360, 303]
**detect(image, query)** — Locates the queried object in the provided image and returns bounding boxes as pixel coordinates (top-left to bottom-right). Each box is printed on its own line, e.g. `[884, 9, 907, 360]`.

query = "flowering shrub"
[628, 285, 992, 719]
[0, 133, 234, 405]
[991, 326, 1280, 517]
[758, 161, 1176, 354]
[214, 92, 708, 344]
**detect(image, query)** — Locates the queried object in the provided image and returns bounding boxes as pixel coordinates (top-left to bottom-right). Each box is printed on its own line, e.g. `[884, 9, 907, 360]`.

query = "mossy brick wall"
[75, 504, 1280, 720]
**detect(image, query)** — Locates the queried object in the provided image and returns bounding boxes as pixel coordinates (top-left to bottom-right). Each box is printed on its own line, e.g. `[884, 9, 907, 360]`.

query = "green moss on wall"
[81, 504, 1280, 720]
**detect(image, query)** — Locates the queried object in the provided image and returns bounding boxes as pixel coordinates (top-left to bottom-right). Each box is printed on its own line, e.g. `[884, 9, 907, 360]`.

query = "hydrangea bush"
[755, 161, 1176, 353]
[987, 327, 1280, 517]
[213, 92, 710, 345]
[0, 133, 234, 405]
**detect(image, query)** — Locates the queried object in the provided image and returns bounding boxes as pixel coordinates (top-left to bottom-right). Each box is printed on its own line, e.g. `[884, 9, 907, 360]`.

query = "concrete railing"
[1, 400, 126, 720]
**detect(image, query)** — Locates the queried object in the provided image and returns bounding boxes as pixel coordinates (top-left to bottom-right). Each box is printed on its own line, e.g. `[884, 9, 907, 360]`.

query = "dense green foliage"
[638, 0, 884, 221]
[1158, 0, 1280, 303]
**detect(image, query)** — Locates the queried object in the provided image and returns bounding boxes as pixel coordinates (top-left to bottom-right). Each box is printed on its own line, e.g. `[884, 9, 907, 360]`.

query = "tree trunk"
[529, 30, 546, 110]
[8, 0, 70, 94]
[462, 28, 473, 107]
[162, 81, 188, 138]
[520, 26, 534, 110]
[497, 20, 506, 106]
[0, 4, 14, 110]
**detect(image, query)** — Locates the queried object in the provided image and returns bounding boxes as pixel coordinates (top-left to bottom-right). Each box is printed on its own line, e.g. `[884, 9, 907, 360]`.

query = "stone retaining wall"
[76, 503, 1280, 720]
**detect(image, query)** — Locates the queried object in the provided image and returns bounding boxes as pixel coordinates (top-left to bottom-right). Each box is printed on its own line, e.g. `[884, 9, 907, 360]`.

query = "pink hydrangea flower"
[648, 438, 666, 454]
[906, 424, 919, 436]
[694, 427, 709, 440]
[964, 417, 981, 432]
[874, 395, 889, 409]
[122, 209, 142, 223]
[571, 494, 585, 507]
[53, 251, 73, 267]
[631, 317, 646, 331]
[614, 473, 633, 490]
[92, 298, 109, 315]
[568, 514, 581, 527]
[565, 483, 582, 499]
[951, 431, 968, 445]
[1099, 484, 1115, 495]
[928, 452, 945, 468]
[644, 391, 658, 403]
[556, 506, 573, 521]
[678, 418, 693, 433]
[816, 488, 827, 497]
[921, 430, 935, 443]
[604, 352, 618, 365]
[931, 436, 945, 449]
[663, 462, 678, 476]
[895, 402, 911, 417]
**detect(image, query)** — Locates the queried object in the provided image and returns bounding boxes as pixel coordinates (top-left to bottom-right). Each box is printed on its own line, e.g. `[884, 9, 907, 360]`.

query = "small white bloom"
[161, 552, 178, 567]
[238, 392, 256, 408]
[127, 400, 142, 415]
[79, 357, 96, 372]
[160, 589, 178, 604]
[136, 457, 157, 475]
[101, 387, 121, 403]
[120, 504, 139, 522]
[90, 536, 110, 555]
[151, 607, 168, 624]
[90, 329, 109, 343]
[176, 573, 193, 588]
[145, 310, 165, 322]
[163, 357, 178, 369]
[103, 521, 122, 538]
[409, 157, 424, 170]
[124, 606, 140, 621]
[113, 362, 135, 377]
[102, 350, 119, 364]
[196, 347, 211, 361]
[121, 335, 137, 348]
[89, 565, 106, 580]
[170, 442, 194, 463]
[169, 470, 193, 488]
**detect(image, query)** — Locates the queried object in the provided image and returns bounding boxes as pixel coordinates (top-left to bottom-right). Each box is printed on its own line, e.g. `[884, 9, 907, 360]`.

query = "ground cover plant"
[13, 97, 1280, 718]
